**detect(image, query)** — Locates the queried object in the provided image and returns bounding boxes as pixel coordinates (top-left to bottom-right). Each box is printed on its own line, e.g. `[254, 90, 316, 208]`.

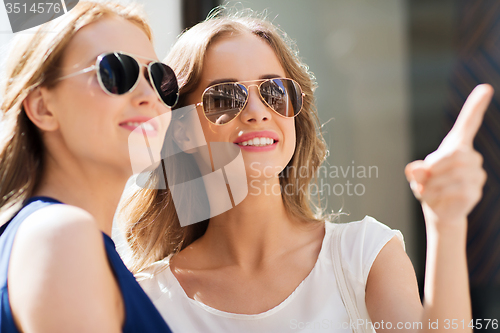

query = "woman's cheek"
[285, 121, 297, 160]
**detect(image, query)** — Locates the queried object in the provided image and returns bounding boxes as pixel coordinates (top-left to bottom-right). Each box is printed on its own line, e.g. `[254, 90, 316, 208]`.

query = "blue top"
[0, 197, 172, 333]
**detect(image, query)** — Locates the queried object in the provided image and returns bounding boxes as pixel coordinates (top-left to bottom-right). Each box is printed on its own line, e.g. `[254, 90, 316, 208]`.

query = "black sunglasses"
[57, 51, 179, 107]
[197, 78, 304, 125]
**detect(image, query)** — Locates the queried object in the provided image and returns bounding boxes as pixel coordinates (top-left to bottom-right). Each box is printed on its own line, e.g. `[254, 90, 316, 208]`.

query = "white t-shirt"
[137, 216, 404, 333]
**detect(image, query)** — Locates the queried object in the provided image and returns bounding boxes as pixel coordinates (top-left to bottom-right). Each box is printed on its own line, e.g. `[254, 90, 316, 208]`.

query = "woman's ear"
[22, 87, 59, 131]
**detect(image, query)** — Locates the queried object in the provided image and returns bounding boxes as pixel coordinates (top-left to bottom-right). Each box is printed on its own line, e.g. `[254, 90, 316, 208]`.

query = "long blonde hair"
[0, 1, 152, 222]
[121, 8, 328, 273]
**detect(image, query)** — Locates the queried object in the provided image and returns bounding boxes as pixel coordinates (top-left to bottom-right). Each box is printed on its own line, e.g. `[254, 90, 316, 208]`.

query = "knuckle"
[479, 169, 488, 184]
[473, 151, 484, 165]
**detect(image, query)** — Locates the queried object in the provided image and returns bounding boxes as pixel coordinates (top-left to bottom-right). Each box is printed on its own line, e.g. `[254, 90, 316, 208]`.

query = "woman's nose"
[239, 85, 273, 124]
[130, 68, 161, 108]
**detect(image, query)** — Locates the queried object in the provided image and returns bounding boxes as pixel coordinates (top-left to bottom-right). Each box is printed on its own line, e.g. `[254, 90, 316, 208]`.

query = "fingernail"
[410, 180, 422, 199]
[410, 180, 418, 192]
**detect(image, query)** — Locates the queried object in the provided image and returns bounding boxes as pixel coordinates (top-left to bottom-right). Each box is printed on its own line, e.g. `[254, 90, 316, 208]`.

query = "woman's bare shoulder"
[8, 204, 122, 332]
[365, 236, 423, 325]
[13, 203, 102, 258]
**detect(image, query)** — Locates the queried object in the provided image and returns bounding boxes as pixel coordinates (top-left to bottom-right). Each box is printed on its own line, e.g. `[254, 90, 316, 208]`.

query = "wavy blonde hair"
[0, 1, 152, 223]
[120, 8, 328, 274]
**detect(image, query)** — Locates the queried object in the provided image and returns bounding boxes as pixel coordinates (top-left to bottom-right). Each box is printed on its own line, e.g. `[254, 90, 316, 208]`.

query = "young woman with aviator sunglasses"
[0, 1, 178, 332]
[122, 9, 492, 333]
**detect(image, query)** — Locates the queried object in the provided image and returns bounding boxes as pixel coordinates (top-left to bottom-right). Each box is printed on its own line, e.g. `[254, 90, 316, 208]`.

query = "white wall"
[122, 0, 182, 59]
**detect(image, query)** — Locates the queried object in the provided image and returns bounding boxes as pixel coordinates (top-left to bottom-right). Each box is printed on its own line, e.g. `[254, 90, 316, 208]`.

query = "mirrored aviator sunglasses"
[198, 78, 304, 125]
[57, 51, 179, 108]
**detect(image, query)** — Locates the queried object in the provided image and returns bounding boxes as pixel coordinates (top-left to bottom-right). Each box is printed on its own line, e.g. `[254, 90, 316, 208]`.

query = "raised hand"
[405, 84, 494, 227]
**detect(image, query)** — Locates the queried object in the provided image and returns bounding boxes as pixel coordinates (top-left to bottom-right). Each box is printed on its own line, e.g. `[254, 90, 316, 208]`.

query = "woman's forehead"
[62, 16, 156, 67]
[201, 32, 286, 82]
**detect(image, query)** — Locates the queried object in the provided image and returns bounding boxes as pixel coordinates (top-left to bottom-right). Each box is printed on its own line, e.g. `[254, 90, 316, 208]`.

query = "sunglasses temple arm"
[57, 65, 97, 81]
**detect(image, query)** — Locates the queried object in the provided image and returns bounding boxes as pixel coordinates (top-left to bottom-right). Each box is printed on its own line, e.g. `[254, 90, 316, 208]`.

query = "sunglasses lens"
[260, 78, 303, 117]
[149, 62, 179, 107]
[203, 83, 248, 124]
[98, 53, 139, 95]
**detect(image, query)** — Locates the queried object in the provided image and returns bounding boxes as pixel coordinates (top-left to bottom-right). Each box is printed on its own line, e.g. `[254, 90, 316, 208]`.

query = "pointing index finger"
[444, 84, 494, 148]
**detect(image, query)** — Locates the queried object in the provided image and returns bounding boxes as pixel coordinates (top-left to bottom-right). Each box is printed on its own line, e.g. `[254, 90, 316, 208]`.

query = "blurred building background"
[1, 0, 498, 321]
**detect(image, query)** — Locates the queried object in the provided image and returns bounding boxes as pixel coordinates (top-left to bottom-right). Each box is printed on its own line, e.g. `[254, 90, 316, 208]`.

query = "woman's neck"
[200, 177, 317, 268]
[33, 153, 129, 236]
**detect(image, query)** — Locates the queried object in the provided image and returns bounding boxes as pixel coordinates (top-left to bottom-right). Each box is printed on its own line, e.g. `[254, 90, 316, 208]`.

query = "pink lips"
[119, 116, 158, 136]
[233, 130, 279, 152]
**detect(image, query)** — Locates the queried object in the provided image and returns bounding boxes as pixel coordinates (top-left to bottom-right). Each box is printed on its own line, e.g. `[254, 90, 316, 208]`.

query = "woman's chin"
[244, 161, 285, 179]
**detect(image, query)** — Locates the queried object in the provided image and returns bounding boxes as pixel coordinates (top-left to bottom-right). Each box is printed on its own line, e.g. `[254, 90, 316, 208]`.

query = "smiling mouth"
[236, 137, 276, 147]
[121, 121, 156, 132]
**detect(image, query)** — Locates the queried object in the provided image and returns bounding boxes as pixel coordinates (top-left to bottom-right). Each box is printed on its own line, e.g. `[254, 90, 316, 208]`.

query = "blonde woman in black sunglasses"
[0, 1, 178, 332]
[122, 9, 492, 333]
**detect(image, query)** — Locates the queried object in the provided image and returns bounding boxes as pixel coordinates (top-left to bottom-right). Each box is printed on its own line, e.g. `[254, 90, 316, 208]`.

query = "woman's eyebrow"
[259, 74, 281, 80]
[206, 78, 238, 87]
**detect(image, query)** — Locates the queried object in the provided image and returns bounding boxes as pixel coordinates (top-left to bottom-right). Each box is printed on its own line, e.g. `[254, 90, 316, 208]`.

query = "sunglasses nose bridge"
[140, 62, 152, 82]
[245, 83, 266, 105]
[136, 64, 152, 91]
[239, 83, 275, 123]
[130, 63, 161, 105]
